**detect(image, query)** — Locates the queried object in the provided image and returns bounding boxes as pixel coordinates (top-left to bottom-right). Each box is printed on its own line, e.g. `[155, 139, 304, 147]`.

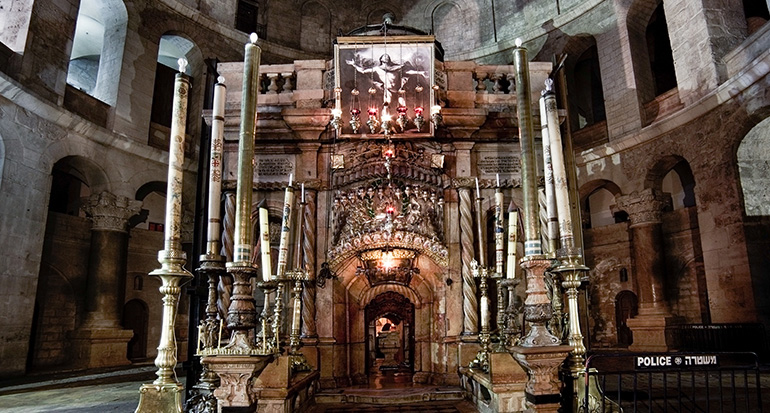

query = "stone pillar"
[70, 191, 141, 369]
[615, 188, 678, 351]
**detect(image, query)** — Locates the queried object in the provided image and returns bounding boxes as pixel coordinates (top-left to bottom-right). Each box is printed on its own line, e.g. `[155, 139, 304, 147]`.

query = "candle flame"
[250, 33, 259, 44]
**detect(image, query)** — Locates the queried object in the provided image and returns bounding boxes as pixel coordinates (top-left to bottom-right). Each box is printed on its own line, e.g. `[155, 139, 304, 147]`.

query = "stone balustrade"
[258, 64, 295, 105]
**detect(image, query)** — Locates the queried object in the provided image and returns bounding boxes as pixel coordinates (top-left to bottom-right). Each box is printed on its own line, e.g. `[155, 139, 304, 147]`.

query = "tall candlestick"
[259, 205, 271, 281]
[513, 38, 541, 257]
[206, 77, 226, 255]
[232, 33, 261, 266]
[540, 91, 559, 255]
[137, 58, 193, 413]
[495, 188, 505, 275]
[222, 34, 261, 352]
[544, 78, 574, 250]
[276, 180, 295, 277]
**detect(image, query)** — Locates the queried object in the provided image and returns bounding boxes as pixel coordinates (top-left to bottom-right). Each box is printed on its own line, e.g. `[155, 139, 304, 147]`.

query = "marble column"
[615, 188, 678, 351]
[71, 191, 141, 369]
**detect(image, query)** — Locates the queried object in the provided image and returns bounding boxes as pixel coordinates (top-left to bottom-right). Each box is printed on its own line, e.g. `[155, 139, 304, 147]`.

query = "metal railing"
[581, 352, 765, 412]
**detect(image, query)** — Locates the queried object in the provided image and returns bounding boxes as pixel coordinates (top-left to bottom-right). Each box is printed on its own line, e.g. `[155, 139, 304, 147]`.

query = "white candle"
[276, 185, 294, 277]
[217, 319, 223, 348]
[259, 207, 271, 281]
[301, 182, 305, 203]
[475, 177, 481, 198]
[544, 80, 574, 244]
[197, 324, 202, 353]
[480, 295, 489, 330]
[507, 210, 518, 279]
[206, 77, 226, 252]
[288, 173, 293, 187]
[496, 173, 500, 188]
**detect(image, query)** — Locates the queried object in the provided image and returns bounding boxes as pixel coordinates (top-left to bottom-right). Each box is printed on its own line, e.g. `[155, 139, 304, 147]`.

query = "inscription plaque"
[478, 155, 521, 175]
[255, 155, 294, 180]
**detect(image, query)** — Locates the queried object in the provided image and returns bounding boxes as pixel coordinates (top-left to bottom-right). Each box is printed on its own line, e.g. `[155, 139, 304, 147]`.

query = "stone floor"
[0, 366, 161, 412]
[0, 366, 477, 413]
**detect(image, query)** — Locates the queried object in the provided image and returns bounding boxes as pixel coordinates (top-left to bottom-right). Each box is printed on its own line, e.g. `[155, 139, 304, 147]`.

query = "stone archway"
[364, 291, 415, 377]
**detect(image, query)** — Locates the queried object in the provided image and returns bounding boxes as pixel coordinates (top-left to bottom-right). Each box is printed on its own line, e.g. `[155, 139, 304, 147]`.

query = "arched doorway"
[122, 299, 149, 361]
[615, 290, 638, 347]
[364, 291, 415, 378]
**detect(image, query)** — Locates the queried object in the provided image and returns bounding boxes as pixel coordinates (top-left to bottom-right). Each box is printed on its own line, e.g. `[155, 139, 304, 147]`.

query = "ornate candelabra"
[553, 250, 589, 374]
[283, 269, 312, 373]
[469, 261, 495, 372]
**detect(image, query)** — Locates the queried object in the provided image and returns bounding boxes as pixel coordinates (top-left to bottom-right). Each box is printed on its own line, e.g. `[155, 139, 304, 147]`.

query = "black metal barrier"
[581, 352, 765, 412]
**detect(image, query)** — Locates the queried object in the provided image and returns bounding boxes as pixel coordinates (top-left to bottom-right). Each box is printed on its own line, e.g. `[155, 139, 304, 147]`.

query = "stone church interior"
[1, 0, 770, 412]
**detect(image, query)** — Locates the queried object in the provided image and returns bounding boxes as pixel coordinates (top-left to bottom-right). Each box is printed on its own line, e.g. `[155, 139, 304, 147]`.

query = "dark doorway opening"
[615, 290, 638, 347]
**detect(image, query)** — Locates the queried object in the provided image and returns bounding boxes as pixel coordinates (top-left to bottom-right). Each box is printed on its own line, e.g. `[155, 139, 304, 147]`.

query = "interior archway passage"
[364, 291, 415, 379]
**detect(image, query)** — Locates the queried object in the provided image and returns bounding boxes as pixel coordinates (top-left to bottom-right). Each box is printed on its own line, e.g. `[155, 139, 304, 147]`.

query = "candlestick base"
[135, 382, 184, 413]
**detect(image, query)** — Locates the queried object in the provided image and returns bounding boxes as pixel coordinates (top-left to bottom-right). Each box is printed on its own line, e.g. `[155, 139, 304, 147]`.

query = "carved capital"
[614, 189, 671, 226]
[81, 191, 142, 232]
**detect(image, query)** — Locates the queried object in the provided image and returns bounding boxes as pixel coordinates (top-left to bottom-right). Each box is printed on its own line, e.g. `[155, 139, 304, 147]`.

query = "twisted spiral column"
[301, 190, 318, 338]
[459, 187, 478, 335]
[217, 191, 236, 320]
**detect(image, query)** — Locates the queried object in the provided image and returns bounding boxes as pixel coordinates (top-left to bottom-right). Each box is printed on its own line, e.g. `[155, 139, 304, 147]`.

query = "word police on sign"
[636, 354, 719, 369]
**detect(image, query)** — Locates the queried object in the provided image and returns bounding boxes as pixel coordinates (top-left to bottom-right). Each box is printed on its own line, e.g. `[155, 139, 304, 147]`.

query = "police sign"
[635, 354, 719, 369]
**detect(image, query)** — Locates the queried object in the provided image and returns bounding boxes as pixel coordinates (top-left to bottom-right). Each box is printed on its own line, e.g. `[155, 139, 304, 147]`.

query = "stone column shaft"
[80, 191, 141, 328]
[615, 189, 671, 313]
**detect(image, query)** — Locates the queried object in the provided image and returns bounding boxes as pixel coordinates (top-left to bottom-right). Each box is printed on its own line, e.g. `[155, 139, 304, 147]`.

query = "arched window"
[148, 34, 201, 154]
[581, 180, 623, 229]
[135, 182, 167, 232]
[66, 0, 127, 105]
[571, 43, 606, 130]
[586, 187, 616, 228]
[49, 158, 103, 217]
[646, 2, 677, 96]
[661, 161, 696, 210]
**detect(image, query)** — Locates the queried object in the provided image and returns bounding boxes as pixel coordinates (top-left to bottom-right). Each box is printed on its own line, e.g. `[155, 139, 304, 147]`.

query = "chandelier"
[356, 248, 419, 286]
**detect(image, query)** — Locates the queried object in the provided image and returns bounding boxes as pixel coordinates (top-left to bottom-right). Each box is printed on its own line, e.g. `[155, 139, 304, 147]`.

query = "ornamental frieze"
[331, 179, 444, 246]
